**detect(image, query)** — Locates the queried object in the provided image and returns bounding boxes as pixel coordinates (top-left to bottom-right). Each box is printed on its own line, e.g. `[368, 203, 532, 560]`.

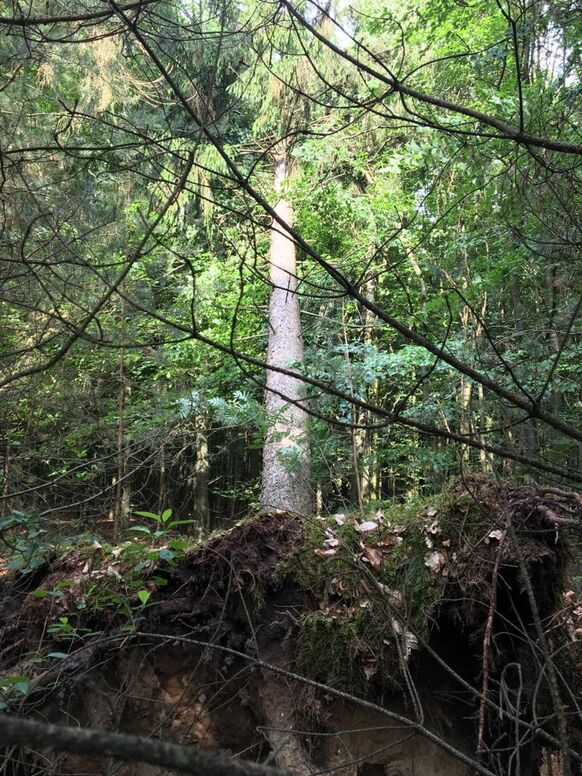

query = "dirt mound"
[0, 478, 580, 775]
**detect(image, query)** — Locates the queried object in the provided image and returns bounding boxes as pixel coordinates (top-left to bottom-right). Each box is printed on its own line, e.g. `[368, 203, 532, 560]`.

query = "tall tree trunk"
[510, 278, 539, 470]
[1, 441, 10, 518]
[157, 442, 166, 516]
[341, 301, 364, 511]
[194, 413, 210, 531]
[260, 155, 312, 516]
[477, 383, 493, 474]
[113, 295, 130, 540]
[458, 299, 473, 467]
[355, 276, 376, 504]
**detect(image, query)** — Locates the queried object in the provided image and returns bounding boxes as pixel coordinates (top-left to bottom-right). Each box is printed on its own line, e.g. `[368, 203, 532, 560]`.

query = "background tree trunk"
[113, 295, 129, 540]
[194, 413, 210, 530]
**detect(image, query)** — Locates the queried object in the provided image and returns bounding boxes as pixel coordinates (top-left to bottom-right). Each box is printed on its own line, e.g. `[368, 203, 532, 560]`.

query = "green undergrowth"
[0, 515, 259, 709]
[12, 512, 212, 634]
[3, 511, 274, 655]
[23, 538, 190, 642]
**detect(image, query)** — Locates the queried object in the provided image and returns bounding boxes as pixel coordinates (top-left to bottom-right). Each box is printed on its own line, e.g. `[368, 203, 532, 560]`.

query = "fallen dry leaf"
[363, 662, 377, 680]
[424, 550, 445, 573]
[378, 535, 403, 548]
[389, 621, 418, 660]
[403, 630, 418, 660]
[362, 546, 382, 567]
[314, 548, 337, 557]
[355, 521, 379, 533]
[377, 583, 403, 605]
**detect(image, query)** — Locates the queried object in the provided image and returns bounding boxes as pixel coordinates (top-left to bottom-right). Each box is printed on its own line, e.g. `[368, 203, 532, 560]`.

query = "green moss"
[280, 494, 456, 687]
[277, 516, 362, 590]
[437, 489, 491, 544]
[297, 612, 363, 687]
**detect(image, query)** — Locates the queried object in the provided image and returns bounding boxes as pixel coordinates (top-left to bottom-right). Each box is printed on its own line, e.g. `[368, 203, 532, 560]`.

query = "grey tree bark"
[194, 412, 210, 530]
[260, 155, 312, 516]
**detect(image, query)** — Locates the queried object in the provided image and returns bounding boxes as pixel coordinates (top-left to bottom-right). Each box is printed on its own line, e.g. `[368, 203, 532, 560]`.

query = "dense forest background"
[1, 0, 581, 537]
